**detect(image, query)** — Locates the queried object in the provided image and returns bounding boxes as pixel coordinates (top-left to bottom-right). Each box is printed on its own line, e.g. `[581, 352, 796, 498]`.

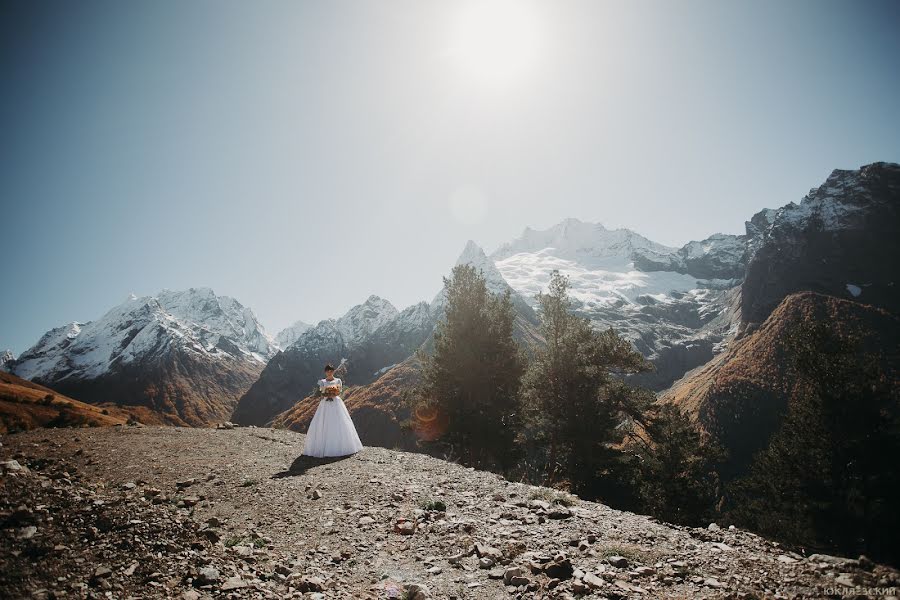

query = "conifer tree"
[632, 403, 724, 526]
[415, 264, 525, 470]
[521, 270, 652, 496]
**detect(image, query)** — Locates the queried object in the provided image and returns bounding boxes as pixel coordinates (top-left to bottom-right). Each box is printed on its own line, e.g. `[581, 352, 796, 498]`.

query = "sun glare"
[446, 0, 543, 89]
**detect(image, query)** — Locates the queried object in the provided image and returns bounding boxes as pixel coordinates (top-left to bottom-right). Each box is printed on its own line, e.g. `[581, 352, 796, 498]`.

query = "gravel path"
[1, 425, 897, 599]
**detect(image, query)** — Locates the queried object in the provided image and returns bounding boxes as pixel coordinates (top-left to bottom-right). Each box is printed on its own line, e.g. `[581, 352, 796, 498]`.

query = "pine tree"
[414, 264, 525, 470]
[521, 270, 652, 497]
[632, 403, 724, 526]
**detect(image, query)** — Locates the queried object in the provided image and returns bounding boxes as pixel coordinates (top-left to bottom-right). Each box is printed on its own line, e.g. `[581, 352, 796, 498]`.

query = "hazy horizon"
[3, 0, 900, 355]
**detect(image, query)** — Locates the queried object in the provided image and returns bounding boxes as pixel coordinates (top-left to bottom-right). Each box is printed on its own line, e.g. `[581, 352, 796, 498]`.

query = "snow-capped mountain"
[490, 219, 745, 389]
[741, 161, 900, 328]
[335, 295, 400, 346]
[492, 218, 744, 307]
[485, 162, 898, 391]
[493, 218, 677, 265]
[11, 287, 276, 383]
[8, 287, 276, 425]
[274, 320, 313, 350]
[431, 240, 540, 331]
[0, 349, 15, 372]
[232, 295, 434, 426]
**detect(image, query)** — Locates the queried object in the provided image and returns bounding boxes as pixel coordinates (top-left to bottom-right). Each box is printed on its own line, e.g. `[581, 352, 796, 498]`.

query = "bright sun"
[446, 0, 543, 89]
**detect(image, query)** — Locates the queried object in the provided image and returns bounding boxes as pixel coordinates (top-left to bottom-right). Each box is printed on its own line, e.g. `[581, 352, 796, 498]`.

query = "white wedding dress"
[302, 377, 363, 457]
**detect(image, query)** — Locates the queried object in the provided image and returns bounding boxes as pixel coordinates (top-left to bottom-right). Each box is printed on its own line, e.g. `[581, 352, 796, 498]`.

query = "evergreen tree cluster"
[413, 267, 720, 516]
[412, 266, 898, 564]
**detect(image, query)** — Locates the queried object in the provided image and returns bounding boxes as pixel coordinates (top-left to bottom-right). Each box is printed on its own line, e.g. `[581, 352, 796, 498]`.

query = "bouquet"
[323, 385, 341, 398]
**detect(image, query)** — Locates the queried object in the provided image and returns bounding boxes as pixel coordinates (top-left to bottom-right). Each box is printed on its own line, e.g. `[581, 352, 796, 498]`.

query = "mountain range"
[3, 288, 278, 425]
[3, 162, 898, 465]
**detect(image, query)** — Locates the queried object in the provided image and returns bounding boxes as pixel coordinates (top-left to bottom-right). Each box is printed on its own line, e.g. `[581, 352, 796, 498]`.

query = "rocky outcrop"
[2, 426, 896, 599]
[740, 162, 900, 329]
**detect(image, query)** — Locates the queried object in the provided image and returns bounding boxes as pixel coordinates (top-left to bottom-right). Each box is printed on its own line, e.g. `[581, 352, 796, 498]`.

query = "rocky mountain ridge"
[231, 296, 436, 427]
[8, 287, 276, 383]
[740, 161, 900, 329]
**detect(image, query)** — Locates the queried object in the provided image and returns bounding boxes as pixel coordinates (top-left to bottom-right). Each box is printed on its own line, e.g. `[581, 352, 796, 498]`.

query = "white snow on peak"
[12, 287, 276, 383]
[275, 320, 313, 350]
[282, 295, 417, 353]
[430, 240, 515, 313]
[680, 233, 744, 262]
[0, 349, 15, 373]
[385, 301, 432, 335]
[456, 240, 512, 294]
[489, 219, 702, 308]
[494, 247, 701, 309]
[747, 164, 900, 249]
[492, 218, 677, 268]
[335, 295, 399, 346]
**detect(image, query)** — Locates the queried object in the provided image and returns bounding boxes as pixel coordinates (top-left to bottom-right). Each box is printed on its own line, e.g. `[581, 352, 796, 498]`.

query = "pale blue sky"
[2, 0, 899, 355]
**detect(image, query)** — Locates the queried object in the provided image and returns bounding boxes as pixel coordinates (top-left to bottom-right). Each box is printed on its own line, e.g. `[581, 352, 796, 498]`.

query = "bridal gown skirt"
[302, 396, 363, 457]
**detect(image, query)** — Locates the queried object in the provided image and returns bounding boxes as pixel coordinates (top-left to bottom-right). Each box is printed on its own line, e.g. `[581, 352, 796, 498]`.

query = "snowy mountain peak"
[455, 240, 497, 269]
[428, 240, 521, 317]
[12, 287, 276, 384]
[275, 320, 313, 350]
[335, 296, 399, 346]
[0, 349, 15, 373]
[744, 162, 900, 264]
[388, 301, 433, 334]
[454, 240, 511, 293]
[491, 219, 676, 267]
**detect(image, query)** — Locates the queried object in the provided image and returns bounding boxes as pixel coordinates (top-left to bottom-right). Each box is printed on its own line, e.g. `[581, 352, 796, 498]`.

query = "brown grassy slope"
[272, 358, 423, 451]
[0, 371, 137, 432]
[661, 291, 900, 477]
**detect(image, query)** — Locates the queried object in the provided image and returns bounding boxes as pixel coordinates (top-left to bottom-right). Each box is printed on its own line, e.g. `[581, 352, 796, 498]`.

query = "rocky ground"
[1, 426, 897, 599]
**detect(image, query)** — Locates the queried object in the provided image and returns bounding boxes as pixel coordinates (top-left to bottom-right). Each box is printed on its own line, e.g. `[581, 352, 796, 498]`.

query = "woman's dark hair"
[324, 363, 335, 372]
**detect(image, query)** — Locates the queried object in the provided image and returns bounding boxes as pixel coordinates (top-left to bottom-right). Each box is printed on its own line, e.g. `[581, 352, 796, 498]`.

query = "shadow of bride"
[272, 454, 353, 478]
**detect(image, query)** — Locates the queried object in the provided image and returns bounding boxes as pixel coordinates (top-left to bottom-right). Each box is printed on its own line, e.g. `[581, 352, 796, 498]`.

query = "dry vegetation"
[0, 371, 131, 433]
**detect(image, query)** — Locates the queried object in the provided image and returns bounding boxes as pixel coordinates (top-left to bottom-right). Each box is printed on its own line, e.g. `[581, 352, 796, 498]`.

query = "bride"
[301, 363, 364, 457]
